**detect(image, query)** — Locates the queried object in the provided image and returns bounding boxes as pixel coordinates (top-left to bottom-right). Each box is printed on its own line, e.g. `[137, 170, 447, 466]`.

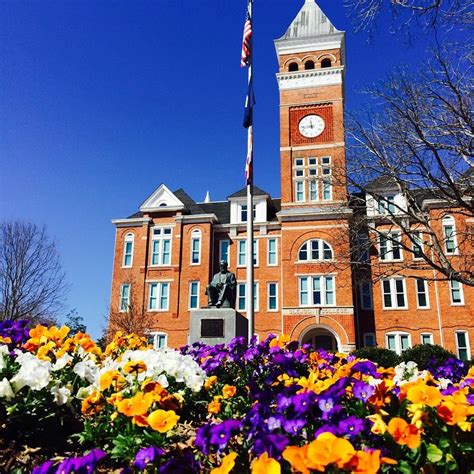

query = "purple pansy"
[353, 381, 375, 402]
[338, 416, 365, 438]
[253, 434, 289, 459]
[134, 446, 165, 470]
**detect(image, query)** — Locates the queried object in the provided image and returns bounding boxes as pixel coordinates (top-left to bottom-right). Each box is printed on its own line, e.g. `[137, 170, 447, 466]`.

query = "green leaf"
[426, 444, 443, 463]
[397, 460, 415, 474]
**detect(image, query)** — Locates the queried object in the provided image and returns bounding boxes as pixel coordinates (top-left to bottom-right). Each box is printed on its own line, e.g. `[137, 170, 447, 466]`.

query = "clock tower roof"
[275, 0, 344, 56]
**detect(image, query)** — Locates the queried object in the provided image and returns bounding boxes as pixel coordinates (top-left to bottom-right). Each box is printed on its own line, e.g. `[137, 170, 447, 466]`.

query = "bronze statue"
[205, 261, 236, 308]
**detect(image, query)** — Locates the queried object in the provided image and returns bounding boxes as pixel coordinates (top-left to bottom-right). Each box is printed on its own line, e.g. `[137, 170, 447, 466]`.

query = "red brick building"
[109, 1, 472, 359]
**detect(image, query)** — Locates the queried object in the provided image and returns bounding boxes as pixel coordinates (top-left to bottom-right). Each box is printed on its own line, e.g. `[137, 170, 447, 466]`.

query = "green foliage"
[64, 309, 87, 335]
[351, 347, 401, 367]
[401, 344, 456, 370]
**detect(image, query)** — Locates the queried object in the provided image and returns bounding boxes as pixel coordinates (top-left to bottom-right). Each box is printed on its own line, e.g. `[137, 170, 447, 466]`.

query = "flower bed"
[0, 321, 473, 473]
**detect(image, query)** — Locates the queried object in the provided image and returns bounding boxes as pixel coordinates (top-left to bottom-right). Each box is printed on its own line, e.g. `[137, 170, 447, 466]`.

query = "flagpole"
[246, 0, 254, 343]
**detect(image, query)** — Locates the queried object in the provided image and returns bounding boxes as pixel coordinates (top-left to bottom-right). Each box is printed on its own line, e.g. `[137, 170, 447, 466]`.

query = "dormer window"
[240, 204, 256, 223]
[378, 195, 395, 214]
[288, 62, 299, 72]
[304, 60, 315, 70]
[321, 58, 332, 68]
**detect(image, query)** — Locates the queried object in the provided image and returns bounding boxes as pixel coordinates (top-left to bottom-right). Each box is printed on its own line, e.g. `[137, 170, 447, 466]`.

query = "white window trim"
[321, 178, 332, 201]
[308, 179, 319, 202]
[415, 279, 430, 309]
[237, 282, 246, 311]
[297, 239, 334, 263]
[411, 231, 424, 260]
[298, 275, 336, 307]
[379, 233, 403, 262]
[267, 282, 279, 312]
[267, 238, 278, 266]
[122, 233, 134, 268]
[360, 282, 373, 310]
[420, 333, 434, 345]
[377, 195, 396, 215]
[455, 331, 471, 361]
[381, 278, 408, 310]
[449, 279, 464, 306]
[148, 282, 170, 312]
[386, 331, 412, 355]
[119, 283, 130, 313]
[219, 239, 230, 266]
[237, 239, 258, 268]
[147, 332, 168, 349]
[363, 332, 376, 347]
[236, 281, 259, 312]
[295, 180, 305, 202]
[190, 230, 201, 266]
[442, 216, 458, 255]
[254, 239, 259, 267]
[150, 227, 173, 267]
[188, 281, 200, 310]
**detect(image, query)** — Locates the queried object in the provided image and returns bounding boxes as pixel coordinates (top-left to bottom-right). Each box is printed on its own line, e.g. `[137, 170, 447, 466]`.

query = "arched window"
[298, 239, 333, 261]
[321, 58, 332, 68]
[304, 60, 315, 70]
[442, 216, 457, 254]
[122, 233, 134, 267]
[288, 62, 299, 72]
[190, 229, 201, 264]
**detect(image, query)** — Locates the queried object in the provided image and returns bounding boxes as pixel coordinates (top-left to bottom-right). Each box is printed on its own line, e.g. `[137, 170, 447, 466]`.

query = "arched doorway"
[301, 327, 338, 351]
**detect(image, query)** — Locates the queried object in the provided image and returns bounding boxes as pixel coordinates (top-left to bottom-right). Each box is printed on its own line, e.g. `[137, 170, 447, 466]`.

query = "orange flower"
[123, 360, 147, 375]
[351, 450, 397, 474]
[117, 392, 153, 417]
[204, 375, 218, 391]
[368, 380, 394, 408]
[81, 391, 105, 415]
[405, 380, 442, 407]
[211, 452, 237, 474]
[437, 400, 472, 426]
[132, 414, 149, 427]
[147, 409, 179, 433]
[387, 417, 421, 449]
[100, 370, 125, 391]
[282, 445, 310, 474]
[251, 452, 281, 474]
[269, 334, 290, 348]
[106, 392, 123, 406]
[367, 413, 388, 435]
[161, 393, 184, 412]
[306, 432, 355, 471]
[208, 396, 222, 414]
[36, 341, 55, 361]
[141, 380, 168, 400]
[222, 384, 237, 399]
[0, 336, 11, 344]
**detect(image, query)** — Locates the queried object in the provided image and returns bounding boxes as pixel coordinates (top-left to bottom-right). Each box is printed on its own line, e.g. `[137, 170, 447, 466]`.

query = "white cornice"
[277, 206, 352, 222]
[112, 218, 151, 227]
[276, 67, 343, 91]
[175, 214, 218, 223]
[281, 142, 345, 151]
[275, 34, 344, 56]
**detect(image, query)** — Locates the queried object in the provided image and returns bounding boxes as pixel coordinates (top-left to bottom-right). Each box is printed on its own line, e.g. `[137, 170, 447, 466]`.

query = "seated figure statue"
[205, 260, 236, 308]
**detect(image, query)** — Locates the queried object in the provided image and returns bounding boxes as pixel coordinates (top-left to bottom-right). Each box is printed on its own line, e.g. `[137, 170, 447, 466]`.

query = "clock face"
[298, 114, 325, 138]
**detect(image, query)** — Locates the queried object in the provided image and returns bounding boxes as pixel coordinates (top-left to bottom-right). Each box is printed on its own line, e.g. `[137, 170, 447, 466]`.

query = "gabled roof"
[365, 175, 400, 191]
[173, 188, 205, 215]
[139, 184, 186, 212]
[278, 0, 341, 40]
[227, 185, 270, 199]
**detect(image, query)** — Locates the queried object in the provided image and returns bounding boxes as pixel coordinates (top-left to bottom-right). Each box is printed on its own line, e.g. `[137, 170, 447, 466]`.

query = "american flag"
[240, 1, 252, 67]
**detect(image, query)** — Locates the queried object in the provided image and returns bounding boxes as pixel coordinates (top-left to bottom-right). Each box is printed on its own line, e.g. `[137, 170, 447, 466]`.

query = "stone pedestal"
[189, 308, 248, 346]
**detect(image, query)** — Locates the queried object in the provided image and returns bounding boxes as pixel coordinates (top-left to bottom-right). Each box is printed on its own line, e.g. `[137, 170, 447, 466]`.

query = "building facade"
[109, 1, 473, 359]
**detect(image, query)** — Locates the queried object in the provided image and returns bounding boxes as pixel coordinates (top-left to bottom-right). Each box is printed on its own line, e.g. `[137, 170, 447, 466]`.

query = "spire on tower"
[204, 190, 211, 203]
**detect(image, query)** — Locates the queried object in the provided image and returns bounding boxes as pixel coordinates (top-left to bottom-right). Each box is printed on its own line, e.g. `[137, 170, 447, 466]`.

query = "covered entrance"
[301, 326, 339, 351]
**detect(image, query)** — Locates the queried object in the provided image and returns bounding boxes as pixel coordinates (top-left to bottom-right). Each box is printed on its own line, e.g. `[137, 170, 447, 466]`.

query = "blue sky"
[0, 0, 440, 338]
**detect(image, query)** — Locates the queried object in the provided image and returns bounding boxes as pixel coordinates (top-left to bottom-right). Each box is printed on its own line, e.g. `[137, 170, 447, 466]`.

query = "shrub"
[351, 347, 401, 367]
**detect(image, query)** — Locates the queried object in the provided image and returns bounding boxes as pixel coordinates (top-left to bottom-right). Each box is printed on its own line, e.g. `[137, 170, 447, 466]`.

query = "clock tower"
[275, 1, 356, 352]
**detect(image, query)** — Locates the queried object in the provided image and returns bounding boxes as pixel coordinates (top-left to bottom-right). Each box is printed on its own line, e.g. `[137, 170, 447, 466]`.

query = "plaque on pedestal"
[189, 308, 248, 346]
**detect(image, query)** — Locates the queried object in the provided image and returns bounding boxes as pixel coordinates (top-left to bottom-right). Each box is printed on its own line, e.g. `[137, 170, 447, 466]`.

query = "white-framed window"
[449, 280, 464, 305]
[322, 180, 332, 201]
[420, 333, 433, 345]
[356, 233, 370, 262]
[299, 276, 335, 306]
[455, 331, 470, 361]
[309, 180, 318, 201]
[189, 281, 200, 309]
[415, 279, 430, 308]
[237, 240, 257, 267]
[298, 239, 333, 261]
[119, 284, 130, 312]
[237, 282, 258, 312]
[381, 278, 407, 309]
[411, 231, 424, 260]
[267, 238, 278, 266]
[151, 227, 172, 266]
[377, 195, 395, 214]
[267, 282, 278, 311]
[360, 282, 373, 310]
[386, 332, 411, 355]
[148, 282, 170, 311]
[147, 332, 167, 349]
[190, 229, 201, 265]
[379, 233, 402, 261]
[442, 216, 457, 255]
[295, 181, 305, 202]
[363, 333, 376, 347]
[239, 204, 256, 223]
[219, 240, 230, 265]
[122, 233, 134, 268]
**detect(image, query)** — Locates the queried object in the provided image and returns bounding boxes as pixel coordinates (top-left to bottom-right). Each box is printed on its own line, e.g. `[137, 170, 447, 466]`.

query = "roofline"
[112, 218, 152, 227]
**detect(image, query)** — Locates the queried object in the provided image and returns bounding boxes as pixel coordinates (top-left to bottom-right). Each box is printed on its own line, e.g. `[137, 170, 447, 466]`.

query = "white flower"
[76, 385, 96, 399]
[0, 345, 10, 371]
[52, 353, 73, 371]
[73, 359, 99, 384]
[393, 361, 420, 385]
[0, 378, 15, 400]
[50, 386, 71, 405]
[10, 352, 52, 391]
